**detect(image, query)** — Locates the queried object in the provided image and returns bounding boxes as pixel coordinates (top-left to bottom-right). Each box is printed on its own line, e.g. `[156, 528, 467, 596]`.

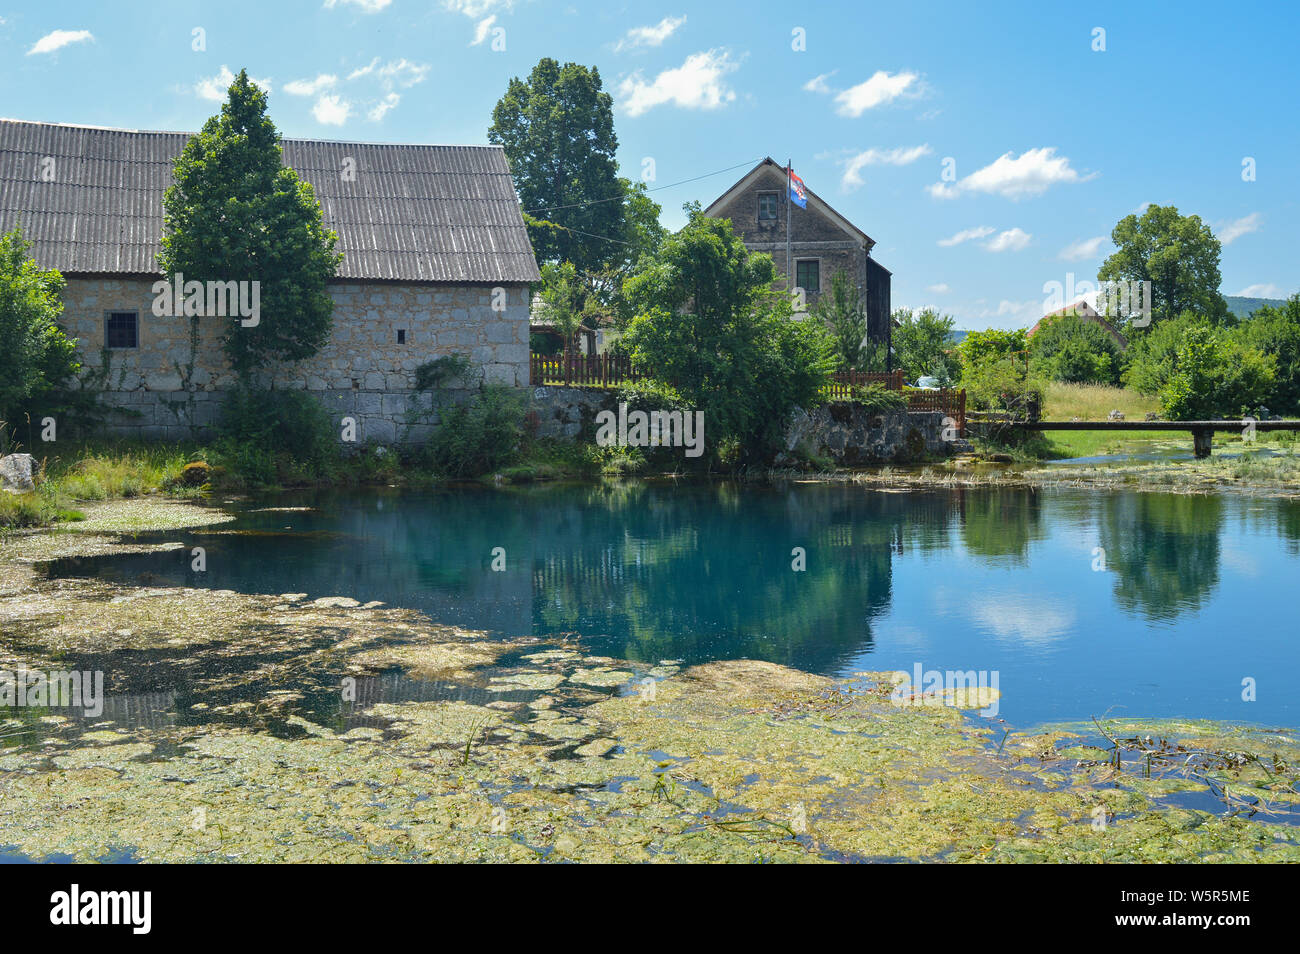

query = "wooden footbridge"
[994, 419, 1300, 458]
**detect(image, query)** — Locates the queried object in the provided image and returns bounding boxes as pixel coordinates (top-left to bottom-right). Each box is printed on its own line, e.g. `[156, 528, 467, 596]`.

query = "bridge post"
[1192, 426, 1213, 459]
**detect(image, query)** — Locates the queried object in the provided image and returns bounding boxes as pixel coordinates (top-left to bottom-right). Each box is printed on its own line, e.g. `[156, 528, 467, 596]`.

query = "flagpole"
[786, 159, 792, 297]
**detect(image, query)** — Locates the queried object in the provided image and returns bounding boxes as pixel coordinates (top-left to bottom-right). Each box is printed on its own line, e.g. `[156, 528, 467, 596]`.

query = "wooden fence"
[529, 354, 964, 432]
[819, 369, 905, 399]
[530, 352, 643, 387]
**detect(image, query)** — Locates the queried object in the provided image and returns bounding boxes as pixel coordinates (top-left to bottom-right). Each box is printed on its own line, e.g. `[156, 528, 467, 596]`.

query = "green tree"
[957, 328, 1041, 414]
[814, 269, 867, 371]
[622, 209, 835, 464]
[489, 59, 636, 272]
[1158, 322, 1274, 420]
[0, 225, 81, 427]
[1028, 314, 1123, 385]
[1097, 204, 1227, 328]
[535, 261, 588, 352]
[1239, 295, 1300, 413]
[893, 307, 958, 382]
[160, 69, 341, 385]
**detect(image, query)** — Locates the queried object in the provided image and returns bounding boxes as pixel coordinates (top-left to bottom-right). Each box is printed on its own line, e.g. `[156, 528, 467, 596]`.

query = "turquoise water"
[45, 482, 1300, 728]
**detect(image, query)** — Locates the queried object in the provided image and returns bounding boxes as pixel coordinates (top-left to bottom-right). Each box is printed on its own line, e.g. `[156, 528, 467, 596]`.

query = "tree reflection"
[1100, 493, 1223, 621]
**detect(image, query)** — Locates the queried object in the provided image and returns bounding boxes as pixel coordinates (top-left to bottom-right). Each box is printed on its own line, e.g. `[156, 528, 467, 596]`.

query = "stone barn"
[0, 118, 541, 443]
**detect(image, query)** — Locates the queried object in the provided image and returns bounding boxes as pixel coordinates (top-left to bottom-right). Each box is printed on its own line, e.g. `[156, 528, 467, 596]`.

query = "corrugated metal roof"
[0, 119, 540, 283]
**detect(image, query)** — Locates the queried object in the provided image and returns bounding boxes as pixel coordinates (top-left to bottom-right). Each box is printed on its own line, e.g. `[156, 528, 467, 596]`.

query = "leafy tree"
[893, 307, 959, 383]
[1239, 295, 1300, 413]
[1157, 322, 1274, 420]
[535, 261, 589, 352]
[160, 69, 341, 385]
[957, 328, 1027, 370]
[956, 328, 1040, 414]
[814, 269, 867, 371]
[1097, 204, 1227, 329]
[490, 59, 636, 272]
[622, 210, 835, 464]
[0, 225, 81, 427]
[1028, 314, 1123, 385]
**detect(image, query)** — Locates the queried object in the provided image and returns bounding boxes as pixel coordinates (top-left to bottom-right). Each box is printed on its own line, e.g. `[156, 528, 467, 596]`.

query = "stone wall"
[783, 405, 971, 465]
[526, 387, 970, 464]
[527, 386, 617, 439]
[60, 277, 531, 442]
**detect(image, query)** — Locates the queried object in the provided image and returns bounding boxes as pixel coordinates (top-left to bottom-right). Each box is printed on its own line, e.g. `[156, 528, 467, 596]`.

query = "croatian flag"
[788, 168, 807, 208]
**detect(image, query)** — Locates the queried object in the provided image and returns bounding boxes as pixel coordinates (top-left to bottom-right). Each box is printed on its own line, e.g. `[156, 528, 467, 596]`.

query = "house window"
[105, 311, 138, 349]
[758, 192, 779, 221]
[795, 259, 820, 295]
[396, 329, 407, 344]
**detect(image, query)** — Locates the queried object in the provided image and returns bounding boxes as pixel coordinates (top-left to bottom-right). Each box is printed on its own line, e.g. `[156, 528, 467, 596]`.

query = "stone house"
[704, 157, 893, 348]
[0, 119, 540, 443]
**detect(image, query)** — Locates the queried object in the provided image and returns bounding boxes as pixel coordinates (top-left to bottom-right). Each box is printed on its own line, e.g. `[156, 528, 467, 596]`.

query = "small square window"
[795, 260, 820, 295]
[106, 311, 138, 349]
[396, 329, 407, 344]
[758, 193, 779, 221]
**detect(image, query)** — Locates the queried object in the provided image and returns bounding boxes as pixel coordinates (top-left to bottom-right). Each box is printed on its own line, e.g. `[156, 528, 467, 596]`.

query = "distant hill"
[1225, 295, 1289, 319]
[946, 330, 969, 344]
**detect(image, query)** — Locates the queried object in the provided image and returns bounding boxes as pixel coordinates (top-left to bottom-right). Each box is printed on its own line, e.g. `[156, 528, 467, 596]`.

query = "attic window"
[105, 311, 138, 349]
[758, 192, 779, 221]
[396, 329, 407, 344]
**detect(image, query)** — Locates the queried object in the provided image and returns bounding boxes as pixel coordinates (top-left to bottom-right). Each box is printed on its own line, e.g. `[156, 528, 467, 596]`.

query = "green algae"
[1, 498, 1298, 863]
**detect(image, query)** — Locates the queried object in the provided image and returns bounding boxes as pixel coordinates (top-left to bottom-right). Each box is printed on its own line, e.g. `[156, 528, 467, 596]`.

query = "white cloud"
[927, 147, 1094, 200]
[324, 0, 392, 12]
[615, 15, 686, 52]
[27, 29, 93, 55]
[969, 595, 1075, 645]
[833, 70, 919, 116]
[195, 66, 271, 102]
[284, 74, 338, 96]
[1058, 235, 1108, 261]
[471, 15, 496, 45]
[1235, 283, 1286, 298]
[618, 49, 739, 117]
[937, 225, 994, 247]
[972, 298, 1042, 328]
[927, 283, 951, 294]
[839, 144, 931, 190]
[312, 94, 351, 125]
[984, 228, 1031, 252]
[348, 57, 429, 87]
[1219, 212, 1261, 245]
[442, 0, 513, 18]
[802, 72, 835, 94]
[367, 92, 400, 121]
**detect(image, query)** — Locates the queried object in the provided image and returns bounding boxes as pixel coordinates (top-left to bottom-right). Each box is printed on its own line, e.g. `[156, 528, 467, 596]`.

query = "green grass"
[1038, 382, 1169, 459]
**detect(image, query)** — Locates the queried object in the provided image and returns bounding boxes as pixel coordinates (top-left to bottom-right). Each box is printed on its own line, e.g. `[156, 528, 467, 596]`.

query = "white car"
[914, 376, 941, 390]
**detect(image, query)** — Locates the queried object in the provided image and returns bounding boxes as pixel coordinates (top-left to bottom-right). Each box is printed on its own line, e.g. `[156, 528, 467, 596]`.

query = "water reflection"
[38, 482, 1300, 725]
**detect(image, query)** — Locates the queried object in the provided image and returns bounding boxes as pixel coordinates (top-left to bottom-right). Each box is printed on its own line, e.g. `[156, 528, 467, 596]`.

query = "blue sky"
[2, 0, 1296, 328]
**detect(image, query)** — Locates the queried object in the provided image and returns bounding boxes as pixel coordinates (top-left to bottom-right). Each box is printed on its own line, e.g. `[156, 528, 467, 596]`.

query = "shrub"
[215, 388, 338, 485]
[421, 385, 525, 477]
[1029, 314, 1123, 385]
[849, 383, 907, 413]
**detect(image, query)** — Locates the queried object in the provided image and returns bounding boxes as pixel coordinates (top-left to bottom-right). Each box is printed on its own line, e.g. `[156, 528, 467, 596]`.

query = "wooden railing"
[906, 388, 966, 434]
[530, 352, 643, 387]
[529, 353, 964, 433]
[820, 370, 905, 400]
